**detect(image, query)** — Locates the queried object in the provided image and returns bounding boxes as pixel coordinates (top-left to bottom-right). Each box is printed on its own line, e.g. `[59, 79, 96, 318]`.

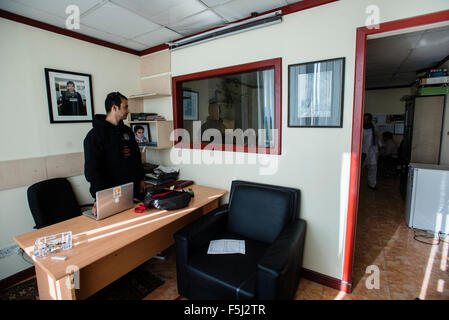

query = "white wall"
[160, 0, 449, 280]
[0, 18, 141, 280]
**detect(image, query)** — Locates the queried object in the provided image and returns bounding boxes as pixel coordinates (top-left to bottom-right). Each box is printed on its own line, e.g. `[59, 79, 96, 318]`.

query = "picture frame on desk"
[131, 123, 151, 146]
[45, 68, 94, 123]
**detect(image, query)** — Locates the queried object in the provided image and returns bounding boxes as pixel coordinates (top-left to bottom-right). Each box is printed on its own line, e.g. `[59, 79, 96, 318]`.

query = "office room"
[0, 0, 448, 307]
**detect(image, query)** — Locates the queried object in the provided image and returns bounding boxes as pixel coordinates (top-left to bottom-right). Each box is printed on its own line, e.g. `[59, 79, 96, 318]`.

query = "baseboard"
[0, 266, 35, 291]
[302, 268, 352, 293]
[1, 266, 352, 295]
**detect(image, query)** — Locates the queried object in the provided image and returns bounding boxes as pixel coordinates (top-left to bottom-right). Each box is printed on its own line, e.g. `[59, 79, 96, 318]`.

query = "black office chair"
[174, 180, 307, 300]
[27, 178, 91, 229]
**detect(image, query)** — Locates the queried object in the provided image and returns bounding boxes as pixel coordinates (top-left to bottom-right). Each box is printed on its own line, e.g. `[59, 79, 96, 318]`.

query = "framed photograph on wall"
[131, 123, 151, 146]
[183, 89, 199, 120]
[288, 57, 345, 127]
[45, 68, 94, 123]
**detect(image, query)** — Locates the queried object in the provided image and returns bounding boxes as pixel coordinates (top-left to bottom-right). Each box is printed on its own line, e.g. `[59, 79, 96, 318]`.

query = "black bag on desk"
[143, 188, 192, 210]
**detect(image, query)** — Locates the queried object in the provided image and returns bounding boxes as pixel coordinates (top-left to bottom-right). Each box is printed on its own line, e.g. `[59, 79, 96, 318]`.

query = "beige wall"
[364, 87, 411, 115]
[162, 0, 449, 280]
[0, 18, 141, 280]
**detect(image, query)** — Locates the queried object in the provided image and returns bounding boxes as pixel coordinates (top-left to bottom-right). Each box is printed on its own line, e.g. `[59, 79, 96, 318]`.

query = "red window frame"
[171, 58, 282, 155]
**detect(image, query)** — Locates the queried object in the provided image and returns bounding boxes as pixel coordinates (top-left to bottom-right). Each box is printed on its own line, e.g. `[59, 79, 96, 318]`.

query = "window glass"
[181, 68, 275, 148]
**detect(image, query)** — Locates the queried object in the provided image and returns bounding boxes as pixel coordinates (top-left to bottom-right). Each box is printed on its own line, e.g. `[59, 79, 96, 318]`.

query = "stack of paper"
[207, 239, 245, 255]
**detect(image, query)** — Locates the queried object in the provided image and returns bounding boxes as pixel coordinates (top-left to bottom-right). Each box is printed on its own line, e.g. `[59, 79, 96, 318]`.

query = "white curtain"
[257, 69, 275, 146]
[289, 59, 343, 126]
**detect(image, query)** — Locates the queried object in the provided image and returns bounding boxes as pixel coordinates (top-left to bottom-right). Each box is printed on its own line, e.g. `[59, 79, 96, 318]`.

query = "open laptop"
[83, 182, 134, 220]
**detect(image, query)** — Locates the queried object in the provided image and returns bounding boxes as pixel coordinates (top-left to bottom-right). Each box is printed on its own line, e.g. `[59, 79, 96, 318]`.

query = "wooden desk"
[14, 185, 226, 300]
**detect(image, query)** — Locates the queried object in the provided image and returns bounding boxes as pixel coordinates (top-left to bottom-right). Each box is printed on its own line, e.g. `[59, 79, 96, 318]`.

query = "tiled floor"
[144, 175, 449, 300]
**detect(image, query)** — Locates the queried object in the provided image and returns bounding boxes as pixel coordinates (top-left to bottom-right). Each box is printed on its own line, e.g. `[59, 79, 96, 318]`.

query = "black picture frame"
[45, 68, 94, 123]
[288, 57, 345, 128]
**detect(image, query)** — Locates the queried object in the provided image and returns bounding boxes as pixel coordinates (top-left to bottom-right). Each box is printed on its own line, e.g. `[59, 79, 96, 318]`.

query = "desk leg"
[35, 264, 76, 300]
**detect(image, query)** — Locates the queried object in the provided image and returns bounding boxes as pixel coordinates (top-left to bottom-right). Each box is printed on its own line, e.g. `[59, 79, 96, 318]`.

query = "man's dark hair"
[364, 113, 373, 121]
[133, 125, 144, 134]
[67, 81, 75, 86]
[105, 91, 127, 113]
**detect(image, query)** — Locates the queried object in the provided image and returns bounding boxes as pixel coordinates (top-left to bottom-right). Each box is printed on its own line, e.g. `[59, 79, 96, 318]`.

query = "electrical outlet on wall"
[0, 244, 20, 259]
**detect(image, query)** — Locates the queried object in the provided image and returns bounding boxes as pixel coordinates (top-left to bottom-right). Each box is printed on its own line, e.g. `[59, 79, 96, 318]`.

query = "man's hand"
[92, 202, 97, 216]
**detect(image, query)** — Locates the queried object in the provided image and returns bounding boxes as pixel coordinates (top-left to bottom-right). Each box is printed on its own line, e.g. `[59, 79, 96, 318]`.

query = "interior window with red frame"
[172, 58, 282, 154]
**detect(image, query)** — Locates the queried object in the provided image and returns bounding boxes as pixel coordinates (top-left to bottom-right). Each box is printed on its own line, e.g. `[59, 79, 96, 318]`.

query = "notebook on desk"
[83, 182, 134, 221]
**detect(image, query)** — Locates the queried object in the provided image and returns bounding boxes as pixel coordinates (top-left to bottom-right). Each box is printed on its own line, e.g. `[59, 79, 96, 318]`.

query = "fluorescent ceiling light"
[168, 10, 282, 50]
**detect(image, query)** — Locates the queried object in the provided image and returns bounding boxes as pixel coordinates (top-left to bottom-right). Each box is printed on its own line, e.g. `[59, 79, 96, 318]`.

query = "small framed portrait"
[183, 89, 199, 120]
[131, 123, 151, 146]
[45, 68, 94, 123]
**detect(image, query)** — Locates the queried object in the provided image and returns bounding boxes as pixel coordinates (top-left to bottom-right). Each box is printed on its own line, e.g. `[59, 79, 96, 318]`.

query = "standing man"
[362, 113, 379, 190]
[84, 92, 145, 214]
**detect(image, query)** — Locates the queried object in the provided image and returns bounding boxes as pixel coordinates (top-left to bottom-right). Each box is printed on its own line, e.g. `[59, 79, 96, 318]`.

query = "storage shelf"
[128, 93, 171, 99]
[125, 120, 173, 150]
[126, 120, 167, 123]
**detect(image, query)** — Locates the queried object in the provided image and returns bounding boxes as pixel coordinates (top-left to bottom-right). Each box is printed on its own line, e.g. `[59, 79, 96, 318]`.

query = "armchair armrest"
[257, 219, 306, 299]
[173, 204, 229, 296]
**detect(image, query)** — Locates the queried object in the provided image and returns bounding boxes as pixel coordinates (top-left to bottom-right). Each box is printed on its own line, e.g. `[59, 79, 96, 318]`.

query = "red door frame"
[343, 9, 449, 292]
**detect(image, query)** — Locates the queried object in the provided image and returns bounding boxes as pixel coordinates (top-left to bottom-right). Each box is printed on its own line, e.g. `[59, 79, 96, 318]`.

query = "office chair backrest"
[27, 178, 82, 229]
[227, 180, 300, 244]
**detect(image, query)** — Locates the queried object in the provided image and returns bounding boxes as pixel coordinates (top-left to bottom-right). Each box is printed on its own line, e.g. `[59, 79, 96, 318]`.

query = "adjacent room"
[352, 23, 449, 300]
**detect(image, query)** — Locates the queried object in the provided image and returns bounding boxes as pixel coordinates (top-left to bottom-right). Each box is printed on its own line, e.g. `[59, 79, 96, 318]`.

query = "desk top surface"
[14, 185, 226, 280]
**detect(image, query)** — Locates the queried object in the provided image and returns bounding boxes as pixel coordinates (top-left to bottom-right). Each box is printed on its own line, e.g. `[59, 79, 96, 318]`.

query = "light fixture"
[167, 10, 282, 50]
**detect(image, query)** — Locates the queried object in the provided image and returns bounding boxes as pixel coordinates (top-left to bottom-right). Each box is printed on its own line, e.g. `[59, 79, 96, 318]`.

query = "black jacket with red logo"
[84, 114, 144, 198]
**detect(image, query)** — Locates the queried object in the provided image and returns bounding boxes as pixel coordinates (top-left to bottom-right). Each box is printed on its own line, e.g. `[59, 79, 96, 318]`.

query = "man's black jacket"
[84, 114, 144, 198]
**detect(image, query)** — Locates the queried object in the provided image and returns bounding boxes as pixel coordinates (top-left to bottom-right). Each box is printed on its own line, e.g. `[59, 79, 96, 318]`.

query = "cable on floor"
[413, 229, 448, 245]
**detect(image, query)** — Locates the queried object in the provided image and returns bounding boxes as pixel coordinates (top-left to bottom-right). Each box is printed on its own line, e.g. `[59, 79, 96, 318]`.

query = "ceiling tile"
[12, 0, 102, 18]
[212, 0, 286, 21]
[133, 27, 182, 47]
[111, 0, 200, 21]
[81, 2, 160, 39]
[0, 0, 66, 28]
[75, 23, 127, 45]
[149, 2, 208, 26]
[118, 39, 148, 51]
[169, 9, 225, 36]
[201, 0, 234, 8]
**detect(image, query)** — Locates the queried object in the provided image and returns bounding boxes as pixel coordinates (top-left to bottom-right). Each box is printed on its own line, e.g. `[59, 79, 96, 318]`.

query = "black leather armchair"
[174, 180, 306, 300]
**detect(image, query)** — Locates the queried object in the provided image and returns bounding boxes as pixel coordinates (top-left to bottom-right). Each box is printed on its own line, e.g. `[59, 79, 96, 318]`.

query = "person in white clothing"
[361, 113, 379, 189]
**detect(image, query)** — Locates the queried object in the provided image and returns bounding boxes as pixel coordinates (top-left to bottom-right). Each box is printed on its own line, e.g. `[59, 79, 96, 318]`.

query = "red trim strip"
[0, 9, 140, 56]
[343, 9, 449, 291]
[172, 58, 282, 155]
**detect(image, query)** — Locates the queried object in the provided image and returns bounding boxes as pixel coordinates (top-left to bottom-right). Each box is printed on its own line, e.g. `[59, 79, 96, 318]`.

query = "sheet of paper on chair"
[207, 239, 245, 254]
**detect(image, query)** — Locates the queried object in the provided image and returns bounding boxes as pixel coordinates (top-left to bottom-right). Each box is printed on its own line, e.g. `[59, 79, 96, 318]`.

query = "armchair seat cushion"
[185, 233, 270, 300]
